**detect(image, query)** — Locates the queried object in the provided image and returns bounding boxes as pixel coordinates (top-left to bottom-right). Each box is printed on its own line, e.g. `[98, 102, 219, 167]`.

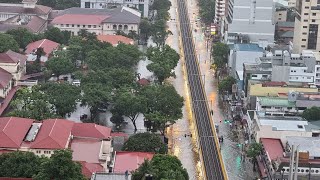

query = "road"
[177, 0, 227, 179]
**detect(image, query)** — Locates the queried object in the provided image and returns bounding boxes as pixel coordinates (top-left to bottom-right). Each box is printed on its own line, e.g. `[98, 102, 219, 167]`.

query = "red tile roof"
[25, 39, 60, 57]
[97, 35, 134, 46]
[51, 14, 108, 25]
[0, 86, 20, 115]
[25, 16, 46, 33]
[71, 138, 102, 163]
[261, 138, 284, 161]
[0, 50, 27, 64]
[113, 152, 154, 173]
[79, 161, 104, 179]
[0, 117, 33, 148]
[27, 119, 74, 149]
[72, 123, 111, 139]
[0, 67, 12, 89]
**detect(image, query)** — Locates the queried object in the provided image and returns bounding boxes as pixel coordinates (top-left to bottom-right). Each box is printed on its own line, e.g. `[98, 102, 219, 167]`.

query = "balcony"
[16, 80, 38, 87]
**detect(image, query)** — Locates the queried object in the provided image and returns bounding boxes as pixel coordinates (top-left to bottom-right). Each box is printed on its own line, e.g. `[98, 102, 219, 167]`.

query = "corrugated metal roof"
[234, 44, 264, 52]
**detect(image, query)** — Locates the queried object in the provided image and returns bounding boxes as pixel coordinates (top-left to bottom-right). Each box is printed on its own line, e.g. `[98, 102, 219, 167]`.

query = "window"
[118, 25, 122, 30]
[302, 45, 306, 47]
[124, 25, 128, 30]
[251, 74, 257, 77]
[303, 26, 308, 28]
[297, 125, 303, 129]
[66, 24, 69, 27]
[287, 107, 292, 110]
[312, 19, 316, 22]
[303, 32, 307, 35]
[113, 24, 117, 30]
[305, 6, 309, 9]
[302, 39, 306, 41]
[304, 19, 308, 22]
[85, 2, 90, 8]
[72, 24, 74, 27]
[88, 25, 92, 28]
[93, 25, 96, 28]
[77, 25, 80, 27]
[83, 25, 86, 28]
[304, 13, 309, 15]
[313, 13, 317, 16]
[275, 107, 281, 109]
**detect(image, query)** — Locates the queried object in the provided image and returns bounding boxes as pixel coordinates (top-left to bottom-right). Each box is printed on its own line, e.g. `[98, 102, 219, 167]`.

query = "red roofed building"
[0, 50, 27, 82]
[113, 152, 154, 173]
[0, 117, 33, 148]
[22, 119, 74, 151]
[97, 35, 134, 46]
[72, 123, 112, 139]
[79, 161, 104, 179]
[0, 67, 13, 99]
[25, 39, 60, 63]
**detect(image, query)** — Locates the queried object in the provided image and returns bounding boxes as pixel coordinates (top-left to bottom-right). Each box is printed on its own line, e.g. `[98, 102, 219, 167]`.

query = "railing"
[16, 80, 38, 86]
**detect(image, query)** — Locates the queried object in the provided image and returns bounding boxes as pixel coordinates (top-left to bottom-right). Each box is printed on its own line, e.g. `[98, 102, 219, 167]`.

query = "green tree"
[151, 20, 172, 47]
[107, 68, 136, 88]
[211, 42, 229, 69]
[34, 149, 86, 180]
[302, 106, 320, 121]
[151, 0, 171, 11]
[0, 151, 46, 178]
[142, 84, 183, 134]
[111, 90, 147, 131]
[132, 154, 189, 180]
[37, 82, 81, 117]
[147, 45, 180, 84]
[198, 0, 215, 25]
[8, 87, 57, 121]
[139, 18, 152, 40]
[110, 113, 125, 127]
[45, 56, 75, 79]
[44, 27, 71, 44]
[6, 28, 39, 49]
[218, 76, 236, 93]
[0, 33, 19, 52]
[122, 132, 167, 154]
[247, 143, 263, 171]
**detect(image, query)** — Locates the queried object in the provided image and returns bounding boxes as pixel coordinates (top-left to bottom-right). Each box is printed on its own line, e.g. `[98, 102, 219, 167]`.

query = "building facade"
[80, 0, 149, 18]
[51, 7, 140, 36]
[293, 0, 320, 53]
[224, 0, 275, 47]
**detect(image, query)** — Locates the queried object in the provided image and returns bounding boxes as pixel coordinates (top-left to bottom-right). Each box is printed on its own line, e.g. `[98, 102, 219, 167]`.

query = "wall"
[0, 62, 24, 81]
[0, 79, 12, 98]
[231, 51, 264, 75]
[275, 10, 287, 22]
[53, 24, 103, 36]
[227, 0, 275, 44]
[289, 66, 314, 83]
[271, 66, 290, 82]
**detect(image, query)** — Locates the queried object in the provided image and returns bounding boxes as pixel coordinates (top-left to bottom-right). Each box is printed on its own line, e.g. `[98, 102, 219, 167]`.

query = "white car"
[72, 79, 81, 86]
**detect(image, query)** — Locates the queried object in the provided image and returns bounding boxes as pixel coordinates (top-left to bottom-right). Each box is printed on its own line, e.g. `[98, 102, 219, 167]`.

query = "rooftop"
[52, 7, 140, 25]
[25, 39, 60, 57]
[258, 97, 295, 107]
[233, 43, 264, 52]
[0, 67, 12, 89]
[286, 136, 320, 158]
[72, 123, 112, 140]
[97, 35, 134, 46]
[0, 3, 51, 15]
[0, 50, 27, 64]
[71, 138, 103, 164]
[79, 161, 104, 179]
[113, 152, 154, 173]
[259, 119, 309, 131]
[261, 138, 284, 161]
[21, 119, 74, 149]
[0, 117, 33, 148]
[91, 173, 131, 180]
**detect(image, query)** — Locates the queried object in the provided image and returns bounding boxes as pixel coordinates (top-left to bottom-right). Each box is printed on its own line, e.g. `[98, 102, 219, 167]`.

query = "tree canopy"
[122, 132, 167, 154]
[198, 0, 215, 25]
[0, 151, 45, 178]
[44, 27, 71, 45]
[34, 149, 86, 180]
[147, 45, 180, 84]
[37, 82, 81, 117]
[45, 56, 75, 78]
[302, 106, 320, 121]
[218, 76, 236, 93]
[141, 84, 183, 134]
[8, 87, 57, 121]
[6, 28, 40, 49]
[0, 33, 19, 53]
[211, 42, 229, 69]
[132, 154, 189, 180]
[0, 150, 85, 180]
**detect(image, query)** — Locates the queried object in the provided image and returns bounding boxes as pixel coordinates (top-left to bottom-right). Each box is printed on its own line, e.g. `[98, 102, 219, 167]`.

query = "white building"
[214, 0, 226, 23]
[80, 0, 149, 18]
[51, 7, 141, 36]
[224, 0, 275, 47]
[252, 111, 320, 145]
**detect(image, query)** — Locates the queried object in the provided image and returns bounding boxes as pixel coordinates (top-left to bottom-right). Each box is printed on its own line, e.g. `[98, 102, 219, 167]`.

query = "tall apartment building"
[80, 0, 149, 17]
[214, 0, 227, 23]
[288, 0, 296, 8]
[224, 0, 275, 47]
[293, 0, 320, 53]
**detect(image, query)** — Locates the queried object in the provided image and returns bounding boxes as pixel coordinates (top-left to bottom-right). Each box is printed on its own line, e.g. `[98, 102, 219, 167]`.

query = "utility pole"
[288, 145, 296, 180]
[288, 145, 300, 180]
[294, 147, 299, 180]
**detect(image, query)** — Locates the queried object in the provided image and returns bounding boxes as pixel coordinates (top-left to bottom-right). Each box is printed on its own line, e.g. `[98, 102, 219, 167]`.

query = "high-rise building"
[223, 0, 275, 47]
[293, 0, 320, 53]
[214, 0, 227, 23]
